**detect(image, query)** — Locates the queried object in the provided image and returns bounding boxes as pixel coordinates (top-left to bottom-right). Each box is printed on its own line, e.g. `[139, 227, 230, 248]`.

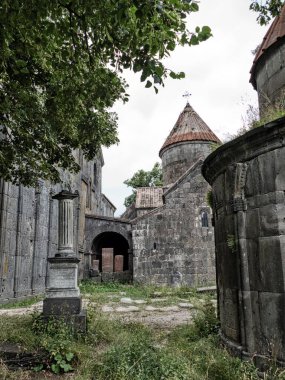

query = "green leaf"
[190, 3, 199, 12]
[190, 35, 199, 45]
[32, 364, 44, 372]
[61, 363, 73, 372]
[66, 352, 74, 362]
[51, 363, 60, 374]
[54, 353, 63, 362]
[0, 0, 211, 185]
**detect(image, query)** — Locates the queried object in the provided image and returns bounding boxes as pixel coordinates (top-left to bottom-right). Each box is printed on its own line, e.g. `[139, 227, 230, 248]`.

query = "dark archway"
[91, 232, 130, 272]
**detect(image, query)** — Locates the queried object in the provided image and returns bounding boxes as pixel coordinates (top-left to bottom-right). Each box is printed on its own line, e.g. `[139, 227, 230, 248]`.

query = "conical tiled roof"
[250, 4, 285, 87]
[159, 103, 220, 157]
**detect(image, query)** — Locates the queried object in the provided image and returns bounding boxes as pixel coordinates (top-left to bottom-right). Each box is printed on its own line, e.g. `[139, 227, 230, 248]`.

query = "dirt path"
[0, 290, 216, 329]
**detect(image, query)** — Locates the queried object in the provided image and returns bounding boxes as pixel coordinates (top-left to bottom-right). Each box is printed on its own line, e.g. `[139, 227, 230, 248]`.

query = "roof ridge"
[159, 103, 220, 156]
[250, 4, 285, 87]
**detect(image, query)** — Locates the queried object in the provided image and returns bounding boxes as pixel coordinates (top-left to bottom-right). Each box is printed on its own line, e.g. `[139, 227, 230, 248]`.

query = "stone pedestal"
[43, 190, 86, 332]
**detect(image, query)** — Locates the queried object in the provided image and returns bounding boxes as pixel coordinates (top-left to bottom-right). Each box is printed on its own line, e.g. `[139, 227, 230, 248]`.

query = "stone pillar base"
[43, 256, 87, 332]
[41, 309, 87, 333]
[43, 297, 82, 315]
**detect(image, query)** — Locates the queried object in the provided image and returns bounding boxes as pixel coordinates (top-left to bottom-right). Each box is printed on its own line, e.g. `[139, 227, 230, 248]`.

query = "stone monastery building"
[85, 102, 220, 287]
[0, 102, 220, 303]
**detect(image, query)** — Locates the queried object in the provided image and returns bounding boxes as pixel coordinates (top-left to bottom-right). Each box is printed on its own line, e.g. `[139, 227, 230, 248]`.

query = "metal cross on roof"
[182, 91, 192, 100]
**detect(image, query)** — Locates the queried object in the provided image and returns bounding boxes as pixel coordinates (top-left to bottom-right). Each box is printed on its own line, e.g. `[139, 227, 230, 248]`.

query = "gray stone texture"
[161, 142, 212, 186]
[254, 40, 285, 116]
[132, 159, 215, 287]
[202, 117, 285, 367]
[0, 150, 115, 303]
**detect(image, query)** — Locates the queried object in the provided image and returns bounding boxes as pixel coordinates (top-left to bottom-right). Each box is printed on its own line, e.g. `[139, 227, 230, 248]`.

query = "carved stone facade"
[132, 159, 216, 286]
[128, 103, 220, 286]
[202, 116, 285, 369]
[82, 103, 220, 287]
[0, 150, 115, 303]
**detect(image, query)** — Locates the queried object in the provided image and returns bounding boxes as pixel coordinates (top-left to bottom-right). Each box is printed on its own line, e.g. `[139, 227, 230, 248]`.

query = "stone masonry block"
[258, 292, 285, 361]
[92, 259, 99, 271]
[275, 147, 285, 191]
[258, 236, 283, 292]
[102, 248, 113, 273]
[257, 151, 277, 194]
[114, 255, 124, 272]
[259, 204, 280, 237]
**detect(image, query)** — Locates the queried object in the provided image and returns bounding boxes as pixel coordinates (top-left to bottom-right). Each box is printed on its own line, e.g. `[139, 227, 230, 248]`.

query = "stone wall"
[160, 142, 212, 186]
[202, 116, 285, 369]
[85, 215, 132, 253]
[253, 39, 285, 115]
[100, 195, 116, 218]
[84, 215, 132, 281]
[0, 151, 109, 303]
[132, 160, 215, 286]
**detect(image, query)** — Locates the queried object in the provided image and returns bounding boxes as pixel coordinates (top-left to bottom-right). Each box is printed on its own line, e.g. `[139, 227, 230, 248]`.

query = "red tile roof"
[135, 187, 163, 209]
[159, 103, 221, 157]
[250, 4, 285, 87]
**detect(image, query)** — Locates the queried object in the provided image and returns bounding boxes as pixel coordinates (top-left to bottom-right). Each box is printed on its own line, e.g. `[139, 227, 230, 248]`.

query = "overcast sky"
[102, 0, 269, 216]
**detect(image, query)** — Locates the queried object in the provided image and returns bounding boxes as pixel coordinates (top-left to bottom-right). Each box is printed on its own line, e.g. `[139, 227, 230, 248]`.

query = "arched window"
[201, 211, 209, 227]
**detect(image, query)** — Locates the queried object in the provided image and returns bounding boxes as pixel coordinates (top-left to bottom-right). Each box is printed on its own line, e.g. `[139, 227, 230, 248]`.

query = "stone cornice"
[85, 214, 130, 224]
[202, 116, 285, 185]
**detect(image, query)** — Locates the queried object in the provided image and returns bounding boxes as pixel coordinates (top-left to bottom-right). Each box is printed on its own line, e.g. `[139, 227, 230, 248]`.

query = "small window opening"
[201, 211, 209, 227]
[153, 242, 157, 250]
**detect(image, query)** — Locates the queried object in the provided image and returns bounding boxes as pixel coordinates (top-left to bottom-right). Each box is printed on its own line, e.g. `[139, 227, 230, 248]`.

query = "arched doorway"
[91, 232, 130, 272]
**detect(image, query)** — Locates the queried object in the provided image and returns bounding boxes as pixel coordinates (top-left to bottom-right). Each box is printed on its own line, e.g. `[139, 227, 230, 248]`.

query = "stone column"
[43, 190, 86, 332]
[54, 191, 77, 257]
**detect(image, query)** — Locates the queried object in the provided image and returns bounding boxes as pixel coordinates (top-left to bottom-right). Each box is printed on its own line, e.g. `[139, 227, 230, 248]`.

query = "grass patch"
[0, 315, 39, 350]
[0, 284, 283, 379]
[0, 295, 43, 309]
[80, 281, 208, 309]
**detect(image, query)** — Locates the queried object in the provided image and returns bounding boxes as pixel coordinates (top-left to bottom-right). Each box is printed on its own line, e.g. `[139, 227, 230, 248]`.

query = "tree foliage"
[0, 0, 212, 186]
[250, 0, 284, 25]
[124, 162, 163, 207]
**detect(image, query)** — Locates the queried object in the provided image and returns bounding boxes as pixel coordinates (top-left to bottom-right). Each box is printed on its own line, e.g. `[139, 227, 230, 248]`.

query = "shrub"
[32, 315, 77, 374]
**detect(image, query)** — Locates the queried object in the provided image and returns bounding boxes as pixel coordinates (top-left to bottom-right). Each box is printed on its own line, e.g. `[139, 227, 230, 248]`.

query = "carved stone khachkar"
[43, 190, 86, 332]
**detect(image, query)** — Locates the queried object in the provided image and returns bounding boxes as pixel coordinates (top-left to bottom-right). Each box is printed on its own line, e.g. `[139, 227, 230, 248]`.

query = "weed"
[206, 190, 213, 209]
[32, 315, 77, 374]
[227, 234, 237, 253]
[0, 315, 38, 350]
[234, 91, 285, 139]
[210, 142, 222, 152]
[0, 285, 283, 379]
[93, 330, 190, 380]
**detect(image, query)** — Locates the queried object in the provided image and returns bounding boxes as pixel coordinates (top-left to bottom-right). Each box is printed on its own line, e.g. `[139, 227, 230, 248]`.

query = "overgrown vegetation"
[0, 283, 284, 379]
[206, 190, 213, 209]
[227, 234, 237, 253]
[233, 92, 285, 139]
